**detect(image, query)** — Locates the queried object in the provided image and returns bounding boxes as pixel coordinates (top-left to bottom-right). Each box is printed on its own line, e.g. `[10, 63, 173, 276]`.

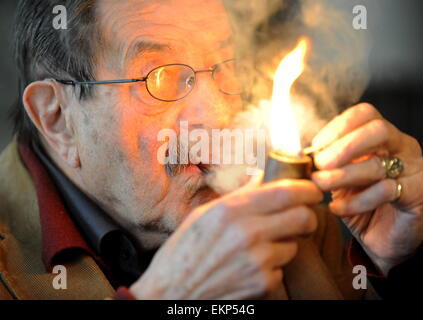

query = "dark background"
[1, 0, 423, 151]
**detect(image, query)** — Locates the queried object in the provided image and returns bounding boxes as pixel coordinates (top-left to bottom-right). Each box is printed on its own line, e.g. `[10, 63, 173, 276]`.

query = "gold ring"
[381, 157, 404, 179]
[391, 181, 403, 203]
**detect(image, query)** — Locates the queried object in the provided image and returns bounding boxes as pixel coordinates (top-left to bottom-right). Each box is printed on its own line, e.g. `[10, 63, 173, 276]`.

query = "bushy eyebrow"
[125, 39, 171, 62]
[124, 36, 233, 65]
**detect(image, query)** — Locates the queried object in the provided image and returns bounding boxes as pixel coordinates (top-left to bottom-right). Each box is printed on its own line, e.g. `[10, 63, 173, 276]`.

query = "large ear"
[22, 80, 80, 168]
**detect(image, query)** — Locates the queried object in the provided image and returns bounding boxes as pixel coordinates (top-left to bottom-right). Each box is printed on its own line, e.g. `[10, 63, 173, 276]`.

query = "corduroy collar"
[18, 141, 150, 287]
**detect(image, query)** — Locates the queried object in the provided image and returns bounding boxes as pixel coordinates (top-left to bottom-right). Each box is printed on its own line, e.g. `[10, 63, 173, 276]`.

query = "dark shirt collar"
[20, 141, 153, 287]
[31, 141, 120, 254]
[18, 142, 94, 271]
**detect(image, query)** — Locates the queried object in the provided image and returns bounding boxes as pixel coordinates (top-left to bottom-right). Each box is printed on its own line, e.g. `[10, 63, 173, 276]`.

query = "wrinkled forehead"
[98, 0, 233, 65]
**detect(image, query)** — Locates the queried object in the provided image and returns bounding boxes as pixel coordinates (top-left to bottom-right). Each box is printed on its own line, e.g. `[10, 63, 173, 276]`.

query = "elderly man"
[0, 0, 421, 300]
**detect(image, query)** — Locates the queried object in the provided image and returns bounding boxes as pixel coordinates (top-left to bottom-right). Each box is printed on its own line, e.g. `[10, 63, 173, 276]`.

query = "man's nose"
[177, 73, 242, 129]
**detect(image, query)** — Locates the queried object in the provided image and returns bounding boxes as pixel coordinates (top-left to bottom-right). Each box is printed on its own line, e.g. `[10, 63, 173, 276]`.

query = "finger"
[312, 156, 386, 191]
[219, 268, 283, 299]
[239, 169, 264, 191]
[312, 103, 382, 150]
[314, 119, 401, 170]
[255, 268, 284, 297]
[248, 206, 318, 241]
[391, 171, 423, 211]
[216, 180, 323, 216]
[313, 156, 423, 192]
[263, 268, 284, 293]
[329, 179, 400, 216]
[252, 241, 298, 269]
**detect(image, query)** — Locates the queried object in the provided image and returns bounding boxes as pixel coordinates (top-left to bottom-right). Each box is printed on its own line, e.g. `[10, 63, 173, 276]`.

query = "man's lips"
[197, 163, 212, 175]
[183, 164, 211, 179]
[184, 163, 212, 176]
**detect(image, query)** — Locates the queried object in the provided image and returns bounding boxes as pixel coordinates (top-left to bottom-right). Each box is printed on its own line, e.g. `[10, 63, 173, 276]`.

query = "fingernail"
[329, 200, 346, 215]
[313, 151, 330, 169]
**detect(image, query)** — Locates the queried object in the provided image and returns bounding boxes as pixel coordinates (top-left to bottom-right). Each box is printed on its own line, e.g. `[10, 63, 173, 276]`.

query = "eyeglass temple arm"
[47, 78, 147, 85]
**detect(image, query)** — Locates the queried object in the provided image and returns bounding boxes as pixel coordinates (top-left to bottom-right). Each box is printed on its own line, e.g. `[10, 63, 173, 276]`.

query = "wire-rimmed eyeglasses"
[51, 59, 242, 102]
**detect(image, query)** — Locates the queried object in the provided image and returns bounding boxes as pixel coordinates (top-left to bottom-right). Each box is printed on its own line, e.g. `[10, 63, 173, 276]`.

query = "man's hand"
[311, 103, 423, 276]
[130, 179, 322, 299]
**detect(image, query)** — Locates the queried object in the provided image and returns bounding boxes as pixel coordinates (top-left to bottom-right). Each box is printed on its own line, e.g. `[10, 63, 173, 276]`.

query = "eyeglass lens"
[145, 60, 242, 102]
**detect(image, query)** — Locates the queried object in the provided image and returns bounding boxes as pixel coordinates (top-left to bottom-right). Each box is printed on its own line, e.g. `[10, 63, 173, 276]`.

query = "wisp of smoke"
[204, 0, 372, 194]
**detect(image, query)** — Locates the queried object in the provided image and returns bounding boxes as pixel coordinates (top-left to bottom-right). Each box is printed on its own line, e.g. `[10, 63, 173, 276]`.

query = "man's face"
[72, 0, 242, 249]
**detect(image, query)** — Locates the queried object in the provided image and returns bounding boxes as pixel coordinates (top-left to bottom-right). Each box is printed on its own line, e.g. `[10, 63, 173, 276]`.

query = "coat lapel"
[0, 138, 115, 299]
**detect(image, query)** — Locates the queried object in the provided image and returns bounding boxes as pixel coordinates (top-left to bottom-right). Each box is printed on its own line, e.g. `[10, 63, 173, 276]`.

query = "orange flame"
[270, 38, 309, 157]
